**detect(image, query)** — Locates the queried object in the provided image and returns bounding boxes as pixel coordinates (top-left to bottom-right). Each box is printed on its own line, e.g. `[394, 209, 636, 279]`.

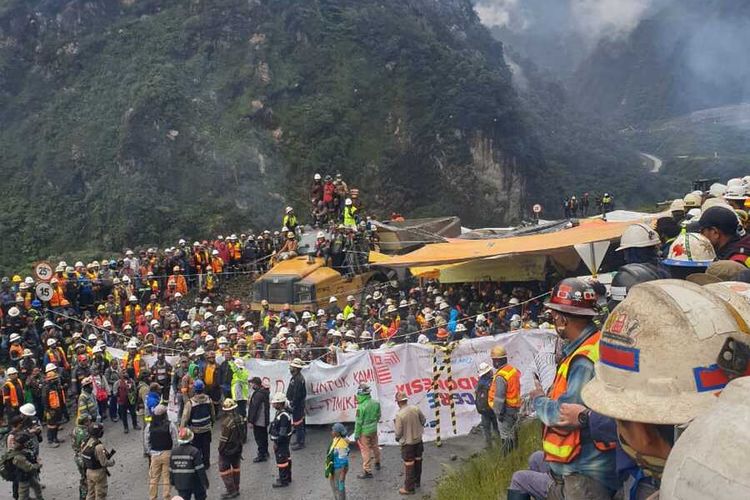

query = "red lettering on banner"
[396, 377, 478, 396]
[309, 395, 358, 412]
[353, 368, 377, 385]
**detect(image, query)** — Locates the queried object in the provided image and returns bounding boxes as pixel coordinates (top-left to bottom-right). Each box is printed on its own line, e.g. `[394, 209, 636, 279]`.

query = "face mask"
[617, 421, 673, 479]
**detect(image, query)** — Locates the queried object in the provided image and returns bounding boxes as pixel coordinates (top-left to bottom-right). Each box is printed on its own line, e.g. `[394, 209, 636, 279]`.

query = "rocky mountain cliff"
[0, 0, 649, 272]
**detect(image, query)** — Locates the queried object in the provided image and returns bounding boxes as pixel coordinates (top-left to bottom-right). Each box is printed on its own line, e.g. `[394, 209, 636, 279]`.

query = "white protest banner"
[108, 329, 557, 444]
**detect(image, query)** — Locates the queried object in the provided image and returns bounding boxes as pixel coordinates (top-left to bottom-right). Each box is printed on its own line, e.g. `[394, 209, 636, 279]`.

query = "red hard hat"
[545, 278, 598, 317]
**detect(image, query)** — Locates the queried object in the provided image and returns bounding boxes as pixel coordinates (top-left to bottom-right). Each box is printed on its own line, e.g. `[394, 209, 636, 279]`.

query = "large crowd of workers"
[3, 172, 750, 499]
[496, 175, 750, 500]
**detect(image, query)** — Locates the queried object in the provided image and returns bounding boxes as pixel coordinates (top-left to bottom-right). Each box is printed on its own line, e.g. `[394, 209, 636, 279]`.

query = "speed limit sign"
[35, 282, 53, 302]
[34, 261, 53, 282]
[532, 204, 543, 214]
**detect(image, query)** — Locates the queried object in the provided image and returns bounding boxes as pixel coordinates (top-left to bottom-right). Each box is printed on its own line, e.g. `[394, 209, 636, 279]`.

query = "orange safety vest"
[123, 304, 142, 324]
[211, 257, 224, 274]
[46, 380, 66, 410]
[47, 347, 70, 370]
[488, 364, 521, 409]
[542, 331, 616, 463]
[122, 352, 143, 379]
[3, 379, 23, 408]
[147, 303, 162, 320]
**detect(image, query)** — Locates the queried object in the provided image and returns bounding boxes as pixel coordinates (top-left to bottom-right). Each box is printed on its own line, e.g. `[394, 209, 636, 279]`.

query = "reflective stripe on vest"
[487, 364, 521, 409]
[542, 330, 615, 463]
[189, 401, 212, 427]
[3, 380, 22, 407]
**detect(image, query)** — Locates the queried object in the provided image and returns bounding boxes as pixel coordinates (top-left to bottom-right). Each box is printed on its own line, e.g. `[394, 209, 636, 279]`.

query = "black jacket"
[247, 386, 270, 427]
[286, 373, 307, 417]
[169, 443, 209, 492]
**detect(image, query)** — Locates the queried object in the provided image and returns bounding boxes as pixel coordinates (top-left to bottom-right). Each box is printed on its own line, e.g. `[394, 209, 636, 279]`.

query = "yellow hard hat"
[490, 345, 507, 359]
[582, 279, 750, 425]
[12, 275, 22, 283]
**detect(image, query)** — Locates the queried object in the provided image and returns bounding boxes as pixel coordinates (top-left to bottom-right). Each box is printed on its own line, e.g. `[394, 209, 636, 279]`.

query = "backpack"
[0, 450, 17, 481]
[474, 378, 490, 413]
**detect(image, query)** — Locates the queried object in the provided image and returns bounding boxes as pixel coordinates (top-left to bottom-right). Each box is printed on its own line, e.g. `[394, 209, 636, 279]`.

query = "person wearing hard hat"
[286, 357, 307, 450]
[167, 265, 188, 297]
[668, 198, 685, 222]
[8, 432, 44, 500]
[659, 377, 750, 499]
[218, 398, 245, 499]
[524, 278, 617, 500]
[2, 367, 24, 419]
[122, 337, 145, 380]
[42, 363, 66, 448]
[150, 349, 173, 400]
[77, 376, 100, 425]
[144, 403, 177, 500]
[579, 280, 750, 498]
[282, 206, 299, 234]
[474, 362, 500, 447]
[697, 205, 750, 267]
[181, 379, 215, 469]
[269, 392, 294, 488]
[661, 232, 717, 279]
[394, 390, 426, 495]
[170, 427, 210, 500]
[352, 383, 381, 479]
[488, 344, 521, 455]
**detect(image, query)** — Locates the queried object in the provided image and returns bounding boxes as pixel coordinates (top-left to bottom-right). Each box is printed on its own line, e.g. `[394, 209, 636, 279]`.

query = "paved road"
[639, 152, 663, 173]
[26, 419, 484, 500]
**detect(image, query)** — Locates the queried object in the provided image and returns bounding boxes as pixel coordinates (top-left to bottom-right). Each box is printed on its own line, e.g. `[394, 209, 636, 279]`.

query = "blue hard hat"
[193, 379, 205, 392]
[31, 300, 42, 308]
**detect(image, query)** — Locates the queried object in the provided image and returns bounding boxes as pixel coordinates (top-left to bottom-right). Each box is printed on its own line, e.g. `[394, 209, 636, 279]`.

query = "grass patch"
[434, 420, 542, 500]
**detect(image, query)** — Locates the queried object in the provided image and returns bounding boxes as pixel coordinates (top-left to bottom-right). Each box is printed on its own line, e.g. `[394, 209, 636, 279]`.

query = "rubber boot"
[414, 458, 422, 488]
[399, 464, 416, 495]
[506, 490, 531, 500]
[232, 468, 241, 497]
[220, 470, 235, 497]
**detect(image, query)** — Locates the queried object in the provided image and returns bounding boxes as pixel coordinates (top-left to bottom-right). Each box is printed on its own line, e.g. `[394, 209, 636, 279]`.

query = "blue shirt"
[533, 325, 618, 491]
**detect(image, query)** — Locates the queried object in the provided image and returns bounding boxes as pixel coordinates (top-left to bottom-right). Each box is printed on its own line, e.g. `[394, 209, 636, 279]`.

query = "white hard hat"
[417, 334, 429, 344]
[669, 198, 685, 212]
[92, 345, 103, 354]
[345, 329, 356, 338]
[456, 323, 467, 332]
[345, 313, 355, 321]
[191, 320, 202, 329]
[708, 183, 727, 198]
[204, 311, 214, 320]
[660, 377, 750, 500]
[20, 403, 36, 416]
[180, 320, 190, 328]
[218, 336, 229, 345]
[314, 173, 321, 180]
[701, 197, 732, 212]
[331, 329, 343, 337]
[387, 304, 398, 313]
[47, 338, 57, 346]
[438, 301, 449, 310]
[150, 319, 159, 326]
[508, 297, 520, 305]
[329, 296, 338, 303]
[616, 223, 661, 251]
[683, 192, 702, 208]
[234, 358, 244, 368]
[271, 392, 288, 404]
[74, 261, 84, 268]
[279, 327, 290, 335]
[727, 177, 743, 188]
[45, 363, 57, 373]
[285, 206, 294, 214]
[724, 183, 747, 200]
[345, 198, 353, 206]
[24, 277, 34, 285]
[87, 333, 97, 341]
[662, 232, 716, 267]
[9, 333, 21, 343]
[478, 362, 493, 376]
[335, 313, 345, 321]
[372, 291, 382, 300]
[217, 324, 228, 333]
[582, 279, 749, 424]
[6, 367, 18, 375]
[8, 306, 20, 317]
[360, 330, 372, 339]
[290, 357, 305, 368]
[476, 314, 486, 323]
[102, 320, 112, 328]
[317, 231, 325, 239]
[216, 305, 225, 313]
[301, 311, 311, 320]
[194, 346, 205, 356]
[205, 334, 215, 342]
[126, 338, 139, 349]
